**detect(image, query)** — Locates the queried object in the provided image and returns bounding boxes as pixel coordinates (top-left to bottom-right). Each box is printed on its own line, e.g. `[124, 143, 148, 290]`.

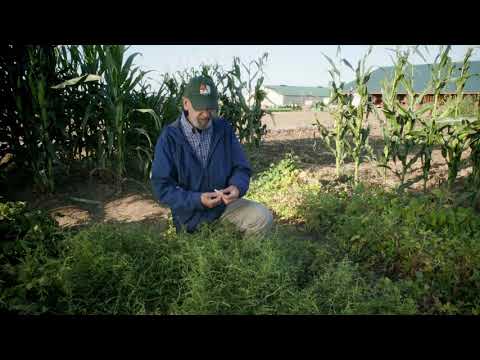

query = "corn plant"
[379, 48, 433, 190]
[436, 48, 477, 188]
[437, 120, 474, 188]
[468, 116, 480, 188]
[7, 45, 60, 190]
[417, 46, 454, 190]
[343, 47, 375, 184]
[28, 50, 56, 192]
[2, 44, 170, 192]
[53, 45, 105, 172]
[317, 48, 374, 183]
[96, 45, 147, 183]
[217, 53, 270, 147]
[21, 46, 61, 192]
[125, 78, 177, 181]
[454, 48, 475, 119]
[57, 45, 150, 182]
[315, 53, 351, 178]
[158, 73, 185, 125]
[439, 95, 480, 119]
[0, 45, 60, 192]
[0, 45, 29, 171]
[466, 90, 480, 209]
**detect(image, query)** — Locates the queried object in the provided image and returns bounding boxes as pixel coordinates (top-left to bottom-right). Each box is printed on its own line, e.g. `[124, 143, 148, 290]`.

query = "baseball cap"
[183, 76, 219, 111]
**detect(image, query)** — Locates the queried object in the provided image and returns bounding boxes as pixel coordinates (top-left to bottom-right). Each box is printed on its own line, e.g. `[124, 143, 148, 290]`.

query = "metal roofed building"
[344, 60, 480, 107]
[262, 85, 331, 109]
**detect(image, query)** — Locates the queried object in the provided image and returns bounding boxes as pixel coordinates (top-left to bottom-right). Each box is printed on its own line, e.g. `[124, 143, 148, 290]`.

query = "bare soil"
[6, 172, 170, 231]
[259, 111, 472, 191]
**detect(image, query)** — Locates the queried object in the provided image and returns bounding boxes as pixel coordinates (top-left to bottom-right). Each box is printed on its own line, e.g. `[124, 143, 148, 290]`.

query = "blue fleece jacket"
[151, 115, 251, 233]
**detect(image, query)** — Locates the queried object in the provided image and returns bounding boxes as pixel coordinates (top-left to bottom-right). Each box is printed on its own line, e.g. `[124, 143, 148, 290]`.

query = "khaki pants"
[219, 198, 273, 237]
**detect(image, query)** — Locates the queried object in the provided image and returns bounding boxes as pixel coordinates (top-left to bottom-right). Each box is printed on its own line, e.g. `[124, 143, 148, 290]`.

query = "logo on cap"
[199, 83, 211, 96]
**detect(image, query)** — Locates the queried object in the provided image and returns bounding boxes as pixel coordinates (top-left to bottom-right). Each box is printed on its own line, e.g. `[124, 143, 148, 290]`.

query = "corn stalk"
[97, 45, 147, 183]
[468, 116, 480, 188]
[316, 52, 350, 178]
[0, 45, 61, 192]
[346, 47, 374, 184]
[436, 48, 476, 188]
[380, 48, 433, 191]
[217, 53, 270, 147]
[125, 79, 174, 181]
[417, 45, 453, 190]
[22, 46, 60, 192]
[54, 45, 105, 173]
[318, 48, 374, 183]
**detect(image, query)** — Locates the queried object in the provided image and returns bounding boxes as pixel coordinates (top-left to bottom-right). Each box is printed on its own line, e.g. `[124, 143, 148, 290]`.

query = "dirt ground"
[23, 181, 171, 230]
[5, 111, 474, 229]
[262, 110, 384, 134]
[260, 111, 471, 190]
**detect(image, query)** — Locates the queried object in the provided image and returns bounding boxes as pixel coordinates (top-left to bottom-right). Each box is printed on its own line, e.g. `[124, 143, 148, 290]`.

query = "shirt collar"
[181, 111, 212, 134]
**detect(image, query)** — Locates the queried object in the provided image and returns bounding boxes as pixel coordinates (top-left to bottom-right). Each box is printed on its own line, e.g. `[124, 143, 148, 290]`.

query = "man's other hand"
[218, 185, 239, 205]
[201, 192, 223, 208]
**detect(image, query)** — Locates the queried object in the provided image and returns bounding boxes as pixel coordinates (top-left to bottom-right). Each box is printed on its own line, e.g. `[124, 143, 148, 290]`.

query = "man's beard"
[197, 115, 210, 128]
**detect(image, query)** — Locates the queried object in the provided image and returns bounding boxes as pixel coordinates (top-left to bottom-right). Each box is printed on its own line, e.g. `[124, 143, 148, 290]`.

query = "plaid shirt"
[180, 111, 213, 168]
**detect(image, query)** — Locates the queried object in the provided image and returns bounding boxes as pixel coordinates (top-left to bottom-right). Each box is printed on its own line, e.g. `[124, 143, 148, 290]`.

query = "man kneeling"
[151, 75, 273, 237]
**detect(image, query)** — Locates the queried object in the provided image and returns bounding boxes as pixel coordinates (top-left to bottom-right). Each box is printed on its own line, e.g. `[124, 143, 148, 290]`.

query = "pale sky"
[127, 45, 480, 89]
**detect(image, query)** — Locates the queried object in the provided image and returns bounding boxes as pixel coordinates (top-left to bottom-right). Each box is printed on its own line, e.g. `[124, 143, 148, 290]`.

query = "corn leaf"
[51, 74, 102, 89]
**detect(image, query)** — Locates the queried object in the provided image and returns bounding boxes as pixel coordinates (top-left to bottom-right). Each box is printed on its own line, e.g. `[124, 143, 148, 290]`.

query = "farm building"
[262, 85, 331, 109]
[344, 60, 480, 107]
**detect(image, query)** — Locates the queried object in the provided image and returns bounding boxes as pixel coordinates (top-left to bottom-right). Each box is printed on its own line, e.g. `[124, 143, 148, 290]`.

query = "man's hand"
[201, 192, 223, 208]
[217, 185, 240, 205]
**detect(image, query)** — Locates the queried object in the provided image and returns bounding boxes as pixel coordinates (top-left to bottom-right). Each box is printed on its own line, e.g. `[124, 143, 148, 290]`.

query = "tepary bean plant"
[379, 48, 433, 191]
[316, 47, 374, 183]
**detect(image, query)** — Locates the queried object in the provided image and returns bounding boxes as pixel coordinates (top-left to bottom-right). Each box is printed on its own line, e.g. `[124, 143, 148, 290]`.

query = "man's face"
[183, 97, 217, 129]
